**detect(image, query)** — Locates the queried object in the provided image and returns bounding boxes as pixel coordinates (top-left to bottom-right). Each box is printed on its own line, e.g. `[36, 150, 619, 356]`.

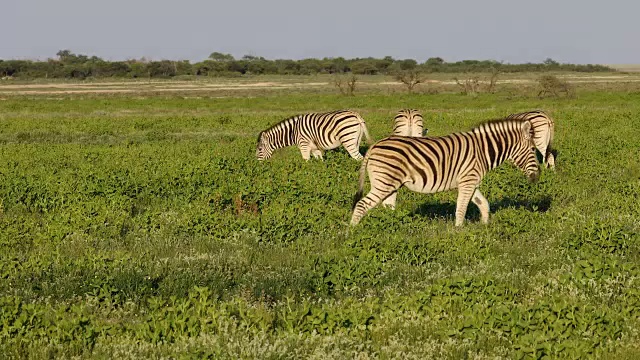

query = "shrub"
[454, 75, 481, 96]
[333, 73, 358, 96]
[538, 75, 574, 98]
[394, 68, 428, 93]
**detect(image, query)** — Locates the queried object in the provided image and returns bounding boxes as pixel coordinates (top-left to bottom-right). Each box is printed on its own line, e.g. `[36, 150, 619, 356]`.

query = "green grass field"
[1, 79, 640, 359]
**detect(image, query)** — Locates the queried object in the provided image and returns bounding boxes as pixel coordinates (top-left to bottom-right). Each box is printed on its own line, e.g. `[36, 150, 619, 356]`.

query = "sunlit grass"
[1, 82, 639, 358]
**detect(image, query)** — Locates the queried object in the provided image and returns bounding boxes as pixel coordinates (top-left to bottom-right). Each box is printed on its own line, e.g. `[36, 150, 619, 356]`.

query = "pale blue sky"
[4, 0, 639, 64]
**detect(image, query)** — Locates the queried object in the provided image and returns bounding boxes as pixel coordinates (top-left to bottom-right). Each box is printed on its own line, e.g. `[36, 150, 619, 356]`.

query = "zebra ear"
[521, 121, 532, 140]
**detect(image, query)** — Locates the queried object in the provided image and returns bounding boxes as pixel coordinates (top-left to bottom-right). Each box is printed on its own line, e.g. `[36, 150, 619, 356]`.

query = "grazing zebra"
[393, 109, 426, 137]
[505, 110, 555, 169]
[256, 110, 373, 161]
[350, 118, 540, 227]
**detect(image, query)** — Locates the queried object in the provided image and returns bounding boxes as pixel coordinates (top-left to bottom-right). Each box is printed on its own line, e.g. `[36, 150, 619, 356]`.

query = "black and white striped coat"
[351, 118, 540, 226]
[505, 110, 555, 169]
[256, 110, 373, 161]
[392, 109, 425, 137]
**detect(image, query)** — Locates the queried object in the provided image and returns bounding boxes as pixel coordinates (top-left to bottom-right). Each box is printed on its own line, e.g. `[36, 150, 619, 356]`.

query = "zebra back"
[392, 109, 424, 137]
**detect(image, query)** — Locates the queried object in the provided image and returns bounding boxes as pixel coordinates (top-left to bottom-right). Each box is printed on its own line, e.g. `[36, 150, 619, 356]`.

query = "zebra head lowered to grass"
[505, 110, 555, 169]
[350, 118, 540, 227]
[393, 109, 426, 137]
[256, 110, 373, 161]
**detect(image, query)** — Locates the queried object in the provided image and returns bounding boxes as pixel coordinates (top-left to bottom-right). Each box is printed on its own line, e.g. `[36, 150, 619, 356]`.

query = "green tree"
[425, 57, 445, 66]
[56, 49, 73, 62]
[544, 58, 559, 66]
[208, 52, 235, 62]
[247, 60, 270, 74]
[351, 59, 378, 75]
[395, 59, 418, 70]
[147, 60, 177, 77]
[227, 60, 248, 74]
[274, 59, 299, 75]
[375, 56, 395, 73]
[55, 50, 90, 64]
[242, 55, 265, 61]
[322, 57, 349, 74]
[298, 58, 322, 74]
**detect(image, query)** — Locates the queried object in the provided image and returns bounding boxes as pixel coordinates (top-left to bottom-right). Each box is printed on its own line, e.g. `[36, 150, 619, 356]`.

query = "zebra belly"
[403, 177, 457, 194]
[317, 137, 341, 150]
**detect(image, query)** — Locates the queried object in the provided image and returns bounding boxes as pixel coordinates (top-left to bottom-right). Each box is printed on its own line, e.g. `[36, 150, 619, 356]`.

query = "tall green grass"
[1, 90, 639, 358]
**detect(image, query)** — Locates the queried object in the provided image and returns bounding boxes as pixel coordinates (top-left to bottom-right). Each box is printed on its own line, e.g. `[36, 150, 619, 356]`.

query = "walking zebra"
[505, 110, 555, 169]
[256, 110, 373, 161]
[393, 109, 425, 137]
[350, 118, 540, 226]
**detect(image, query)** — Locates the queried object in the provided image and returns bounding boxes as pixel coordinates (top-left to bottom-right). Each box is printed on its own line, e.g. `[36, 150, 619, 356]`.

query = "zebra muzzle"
[528, 171, 540, 183]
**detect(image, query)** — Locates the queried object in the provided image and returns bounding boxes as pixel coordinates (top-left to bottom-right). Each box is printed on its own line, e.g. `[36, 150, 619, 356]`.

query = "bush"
[538, 75, 574, 98]
[454, 75, 481, 96]
[393, 68, 427, 93]
[333, 73, 358, 96]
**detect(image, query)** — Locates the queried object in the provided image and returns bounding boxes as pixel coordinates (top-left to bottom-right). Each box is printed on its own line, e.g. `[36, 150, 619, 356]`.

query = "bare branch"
[394, 69, 427, 93]
[454, 75, 480, 96]
[333, 73, 358, 96]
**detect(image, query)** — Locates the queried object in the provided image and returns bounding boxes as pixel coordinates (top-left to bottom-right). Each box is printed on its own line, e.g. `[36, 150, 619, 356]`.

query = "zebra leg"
[351, 192, 384, 225]
[471, 189, 490, 224]
[311, 149, 324, 160]
[454, 185, 476, 226]
[340, 134, 364, 160]
[382, 191, 397, 209]
[351, 180, 399, 225]
[545, 151, 555, 170]
[298, 142, 311, 161]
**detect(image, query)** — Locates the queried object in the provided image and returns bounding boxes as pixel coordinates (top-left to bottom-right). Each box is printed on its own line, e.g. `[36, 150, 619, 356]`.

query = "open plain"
[1, 73, 640, 358]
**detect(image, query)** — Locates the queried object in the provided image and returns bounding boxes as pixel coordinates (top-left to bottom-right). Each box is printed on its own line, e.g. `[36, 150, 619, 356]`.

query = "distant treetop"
[0, 50, 616, 79]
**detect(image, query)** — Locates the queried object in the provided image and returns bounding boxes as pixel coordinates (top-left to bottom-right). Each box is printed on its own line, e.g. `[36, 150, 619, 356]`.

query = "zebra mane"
[469, 117, 534, 140]
[471, 117, 524, 131]
[505, 110, 546, 120]
[260, 114, 303, 136]
[257, 118, 294, 144]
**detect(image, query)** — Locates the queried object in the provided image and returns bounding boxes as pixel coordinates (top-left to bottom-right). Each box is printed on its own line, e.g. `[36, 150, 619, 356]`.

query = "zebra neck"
[266, 120, 297, 149]
[482, 131, 512, 170]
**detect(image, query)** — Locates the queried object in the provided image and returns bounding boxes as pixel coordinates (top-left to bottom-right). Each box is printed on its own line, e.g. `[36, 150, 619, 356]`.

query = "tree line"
[0, 50, 615, 80]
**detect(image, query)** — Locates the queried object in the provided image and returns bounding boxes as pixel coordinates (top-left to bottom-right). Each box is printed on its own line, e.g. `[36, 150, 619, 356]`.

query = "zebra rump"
[392, 109, 425, 137]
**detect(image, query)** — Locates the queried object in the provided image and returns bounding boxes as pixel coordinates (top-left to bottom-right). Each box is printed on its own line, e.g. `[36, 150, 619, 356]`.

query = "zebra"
[393, 109, 426, 137]
[256, 110, 373, 161]
[505, 110, 555, 169]
[350, 118, 540, 227]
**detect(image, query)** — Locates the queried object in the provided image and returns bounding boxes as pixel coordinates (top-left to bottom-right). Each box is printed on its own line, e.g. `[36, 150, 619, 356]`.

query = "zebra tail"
[352, 149, 371, 210]
[355, 114, 374, 145]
